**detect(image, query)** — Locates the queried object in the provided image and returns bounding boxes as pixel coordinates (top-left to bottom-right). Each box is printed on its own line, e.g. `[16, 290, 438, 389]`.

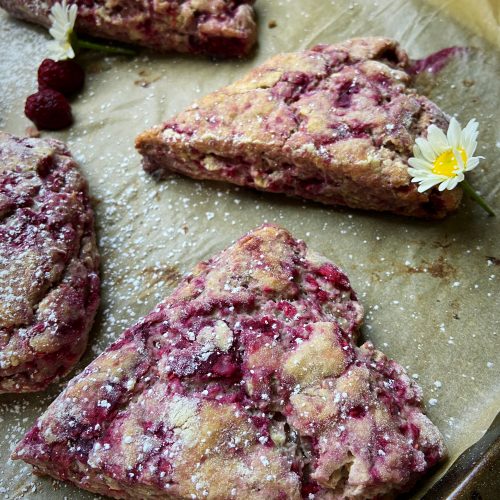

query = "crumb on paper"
[25, 125, 40, 138]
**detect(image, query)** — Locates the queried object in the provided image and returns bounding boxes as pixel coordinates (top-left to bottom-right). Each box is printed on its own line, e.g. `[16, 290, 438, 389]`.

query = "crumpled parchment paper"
[0, 0, 499, 498]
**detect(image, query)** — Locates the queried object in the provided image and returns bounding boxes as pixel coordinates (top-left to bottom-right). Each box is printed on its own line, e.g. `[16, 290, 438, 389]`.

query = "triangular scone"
[0, 133, 99, 393]
[0, 0, 257, 57]
[14, 225, 445, 498]
[137, 37, 462, 217]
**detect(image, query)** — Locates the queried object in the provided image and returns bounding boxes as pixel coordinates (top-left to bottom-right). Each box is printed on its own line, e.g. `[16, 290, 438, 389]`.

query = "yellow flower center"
[432, 148, 467, 177]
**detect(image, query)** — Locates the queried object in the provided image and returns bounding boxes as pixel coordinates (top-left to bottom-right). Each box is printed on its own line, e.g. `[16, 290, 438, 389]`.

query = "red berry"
[38, 58, 85, 96]
[25, 89, 73, 130]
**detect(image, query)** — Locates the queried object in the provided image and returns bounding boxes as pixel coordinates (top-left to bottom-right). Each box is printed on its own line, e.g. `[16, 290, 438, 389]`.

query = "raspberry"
[38, 59, 85, 96]
[25, 89, 73, 130]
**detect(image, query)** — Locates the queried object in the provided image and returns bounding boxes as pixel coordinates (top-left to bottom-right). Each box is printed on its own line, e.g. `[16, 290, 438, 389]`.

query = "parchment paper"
[0, 1, 499, 498]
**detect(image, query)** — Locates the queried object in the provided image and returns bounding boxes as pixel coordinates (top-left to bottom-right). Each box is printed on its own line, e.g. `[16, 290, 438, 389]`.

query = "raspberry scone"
[0, 133, 99, 393]
[0, 0, 257, 57]
[13, 225, 445, 498]
[136, 37, 462, 218]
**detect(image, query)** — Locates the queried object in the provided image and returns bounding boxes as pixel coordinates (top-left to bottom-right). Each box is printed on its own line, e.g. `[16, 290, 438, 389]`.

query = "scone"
[136, 37, 462, 218]
[13, 225, 445, 498]
[0, 0, 257, 57]
[0, 132, 99, 393]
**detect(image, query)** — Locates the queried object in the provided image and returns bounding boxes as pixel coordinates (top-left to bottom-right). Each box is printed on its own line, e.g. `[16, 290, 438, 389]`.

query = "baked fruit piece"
[13, 225, 445, 498]
[136, 37, 462, 218]
[0, 0, 257, 57]
[0, 132, 99, 393]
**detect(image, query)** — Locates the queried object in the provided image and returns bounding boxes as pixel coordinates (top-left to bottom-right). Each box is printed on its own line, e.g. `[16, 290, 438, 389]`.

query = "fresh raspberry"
[37, 59, 85, 96]
[25, 89, 73, 130]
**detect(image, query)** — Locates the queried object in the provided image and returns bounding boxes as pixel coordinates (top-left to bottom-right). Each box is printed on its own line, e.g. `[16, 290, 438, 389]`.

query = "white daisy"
[47, 0, 78, 60]
[408, 117, 483, 193]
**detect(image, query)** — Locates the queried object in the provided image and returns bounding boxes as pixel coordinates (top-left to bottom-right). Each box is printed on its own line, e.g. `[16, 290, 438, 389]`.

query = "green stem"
[74, 36, 137, 56]
[461, 179, 496, 216]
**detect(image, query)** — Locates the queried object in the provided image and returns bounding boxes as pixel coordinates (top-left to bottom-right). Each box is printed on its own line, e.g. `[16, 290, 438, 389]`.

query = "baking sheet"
[0, 0, 499, 498]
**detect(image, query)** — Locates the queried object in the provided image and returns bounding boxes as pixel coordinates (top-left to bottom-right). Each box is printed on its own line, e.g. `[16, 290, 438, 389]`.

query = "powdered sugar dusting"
[0, 0, 499, 498]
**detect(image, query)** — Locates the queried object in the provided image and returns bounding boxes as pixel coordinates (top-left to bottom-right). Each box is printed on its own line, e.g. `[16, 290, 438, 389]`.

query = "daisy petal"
[463, 139, 477, 158]
[465, 157, 481, 172]
[47, 41, 67, 60]
[408, 157, 433, 171]
[427, 125, 449, 154]
[410, 174, 429, 183]
[446, 175, 462, 191]
[452, 148, 466, 174]
[447, 117, 462, 149]
[438, 179, 452, 191]
[69, 4, 78, 26]
[50, 25, 67, 38]
[415, 138, 437, 162]
[417, 178, 440, 192]
[408, 170, 429, 181]
[462, 119, 479, 138]
[412, 144, 424, 159]
[66, 44, 75, 59]
[413, 172, 437, 181]
[447, 179, 458, 190]
[461, 120, 479, 156]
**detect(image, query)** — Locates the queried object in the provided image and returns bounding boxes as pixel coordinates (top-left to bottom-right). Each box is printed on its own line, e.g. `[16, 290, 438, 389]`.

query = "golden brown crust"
[13, 225, 444, 498]
[137, 37, 462, 218]
[0, 132, 100, 393]
[0, 0, 257, 57]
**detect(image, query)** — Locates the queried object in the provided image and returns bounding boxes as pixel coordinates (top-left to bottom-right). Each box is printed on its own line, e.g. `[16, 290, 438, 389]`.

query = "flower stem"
[461, 179, 496, 216]
[74, 37, 137, 56]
